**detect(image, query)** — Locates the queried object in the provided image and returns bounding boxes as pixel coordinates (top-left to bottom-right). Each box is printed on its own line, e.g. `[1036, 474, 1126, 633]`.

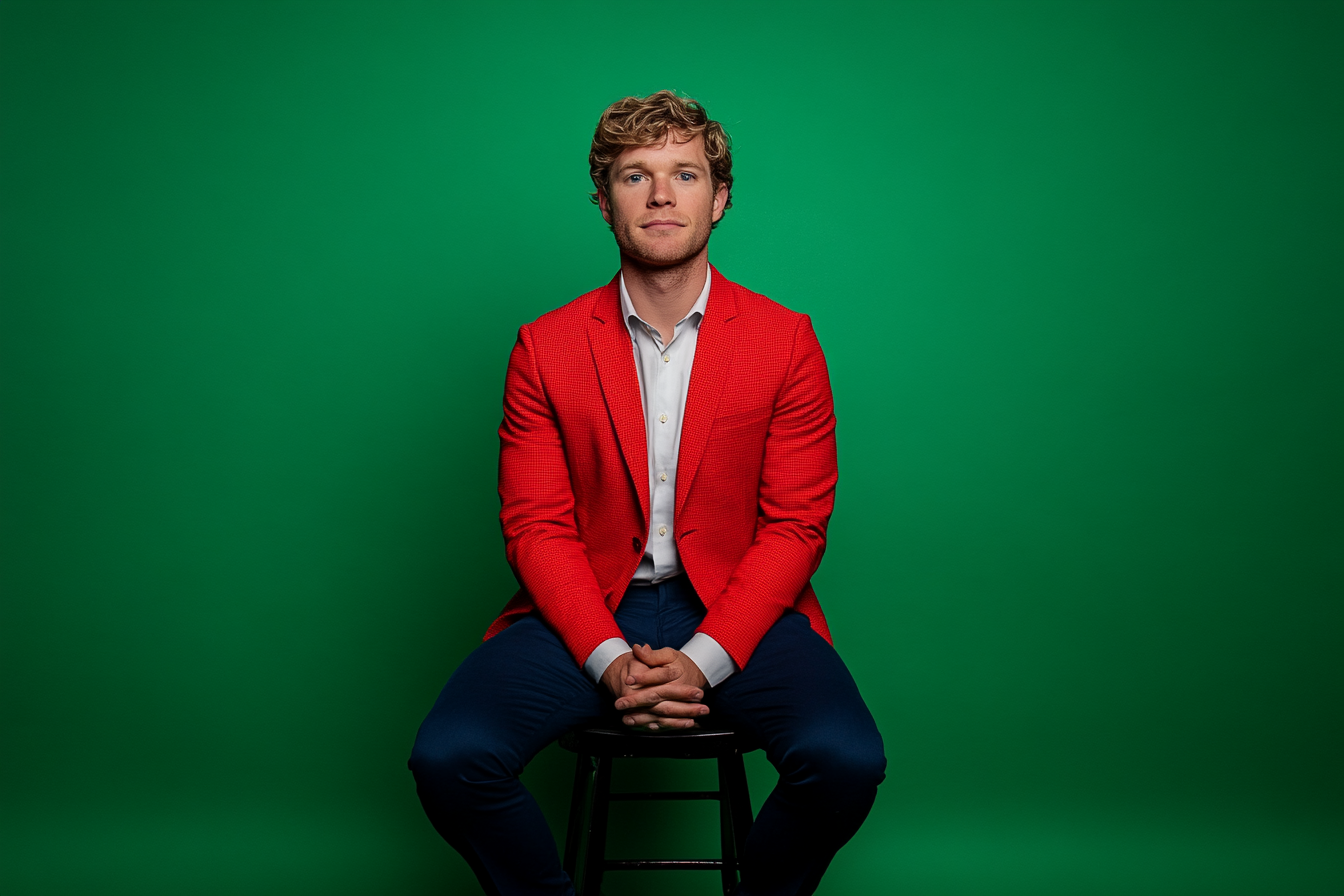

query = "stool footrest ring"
[604, 859, 733, 871]
[609, 790, 721, 801]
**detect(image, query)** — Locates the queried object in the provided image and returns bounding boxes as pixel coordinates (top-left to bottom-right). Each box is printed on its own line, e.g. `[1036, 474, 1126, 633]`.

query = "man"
[410, 90, 885, 896]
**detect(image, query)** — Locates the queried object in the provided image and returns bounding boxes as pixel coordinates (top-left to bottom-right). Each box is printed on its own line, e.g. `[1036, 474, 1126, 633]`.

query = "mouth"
[640, 220, 685, 230]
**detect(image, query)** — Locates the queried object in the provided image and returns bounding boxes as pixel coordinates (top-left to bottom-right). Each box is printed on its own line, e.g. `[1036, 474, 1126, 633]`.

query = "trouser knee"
[782, 734, 886, 808]
[408, 727, 514, 805]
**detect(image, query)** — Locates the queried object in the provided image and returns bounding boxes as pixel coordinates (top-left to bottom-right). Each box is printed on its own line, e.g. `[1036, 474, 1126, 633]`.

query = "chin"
[637, 248, 697, 267]
[622, 232, 709, 268]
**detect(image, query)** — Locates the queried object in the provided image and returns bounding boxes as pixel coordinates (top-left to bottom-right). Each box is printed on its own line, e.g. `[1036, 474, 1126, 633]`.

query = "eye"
[627, 173, 647, 183]
[677, 172, 695, 181]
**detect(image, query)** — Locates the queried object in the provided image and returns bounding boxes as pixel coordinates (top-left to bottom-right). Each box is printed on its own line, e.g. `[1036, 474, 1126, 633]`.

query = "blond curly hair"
[589, 90, 734, 227]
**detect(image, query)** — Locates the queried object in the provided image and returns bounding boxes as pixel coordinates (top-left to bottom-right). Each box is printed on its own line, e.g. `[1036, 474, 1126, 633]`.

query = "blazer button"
[632, 537, 642, 553]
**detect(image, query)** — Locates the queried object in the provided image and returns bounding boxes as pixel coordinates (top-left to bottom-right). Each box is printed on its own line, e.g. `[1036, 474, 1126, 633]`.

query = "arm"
[497, 324, 625, 669]
[694, 313, 837, 670]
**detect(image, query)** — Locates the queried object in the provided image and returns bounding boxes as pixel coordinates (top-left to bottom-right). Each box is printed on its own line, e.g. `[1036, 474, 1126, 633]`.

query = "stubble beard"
[611, 207, 712, 271]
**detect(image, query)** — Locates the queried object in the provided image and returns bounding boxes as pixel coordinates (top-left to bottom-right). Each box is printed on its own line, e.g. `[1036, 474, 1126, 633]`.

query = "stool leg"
[581, 755, 613, 896]
[717, 756, 738, 895]
[563, 751, 596, 890]
[723, 751, 753, 873]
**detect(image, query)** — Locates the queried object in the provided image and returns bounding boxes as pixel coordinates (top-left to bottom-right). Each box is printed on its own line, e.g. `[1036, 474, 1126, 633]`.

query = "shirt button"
[659, 526, 668, 537]
[659, 472, 667, 481]
[659, 414, 668, 423]
[662, 354, 670, 363]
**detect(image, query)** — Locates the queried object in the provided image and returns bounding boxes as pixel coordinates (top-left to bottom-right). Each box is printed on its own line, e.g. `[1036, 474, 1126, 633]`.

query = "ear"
[597, 186, 613, 224]
[711, 181, 728, 224]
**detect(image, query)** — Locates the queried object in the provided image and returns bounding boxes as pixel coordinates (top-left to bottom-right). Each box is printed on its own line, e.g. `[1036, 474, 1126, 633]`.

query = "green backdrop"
[2, 1, 1340, 894]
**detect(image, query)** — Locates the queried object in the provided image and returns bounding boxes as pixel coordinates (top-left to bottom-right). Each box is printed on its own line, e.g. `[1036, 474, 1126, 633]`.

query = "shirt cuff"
[583, 637, 632, 684]
[680, 632, 736, 688]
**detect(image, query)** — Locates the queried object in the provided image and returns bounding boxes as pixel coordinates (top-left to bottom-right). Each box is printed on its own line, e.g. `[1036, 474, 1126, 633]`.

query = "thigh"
[709, 612, 884, 773]
[412, 614, 609, 774]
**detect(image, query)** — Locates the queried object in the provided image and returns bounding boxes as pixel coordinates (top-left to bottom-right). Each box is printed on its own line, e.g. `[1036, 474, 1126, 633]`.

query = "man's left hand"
[614, 643, 710, 728]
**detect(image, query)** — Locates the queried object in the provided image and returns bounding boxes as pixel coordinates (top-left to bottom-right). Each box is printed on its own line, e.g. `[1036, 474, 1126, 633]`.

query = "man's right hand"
[600, 649, 707, 730]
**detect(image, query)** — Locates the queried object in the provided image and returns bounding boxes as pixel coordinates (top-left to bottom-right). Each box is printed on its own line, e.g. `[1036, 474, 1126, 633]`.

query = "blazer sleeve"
[694, 314, 838, 669]
[497, 324, 626, 668]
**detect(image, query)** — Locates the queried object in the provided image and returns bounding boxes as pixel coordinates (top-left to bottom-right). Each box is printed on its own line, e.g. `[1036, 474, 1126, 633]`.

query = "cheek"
[618, 196, 645, 221]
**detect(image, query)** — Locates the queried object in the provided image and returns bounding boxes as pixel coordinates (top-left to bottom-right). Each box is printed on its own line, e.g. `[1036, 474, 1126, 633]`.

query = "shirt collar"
[619, 266, 712, 342]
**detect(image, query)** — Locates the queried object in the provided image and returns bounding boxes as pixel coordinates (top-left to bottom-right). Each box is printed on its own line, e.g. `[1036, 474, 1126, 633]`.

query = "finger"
[632, 643, 679, 666]
[614, 684, 704, 710]
[622, 712, 698, 729]
[617, 697, 709, 718]
[624, 658, 651, 686]
[627, 664, 680, 687]
[644, 700, 709, 718]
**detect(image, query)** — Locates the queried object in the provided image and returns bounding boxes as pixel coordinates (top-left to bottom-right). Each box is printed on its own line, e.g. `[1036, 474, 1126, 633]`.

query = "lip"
[640, 220, 685, 229]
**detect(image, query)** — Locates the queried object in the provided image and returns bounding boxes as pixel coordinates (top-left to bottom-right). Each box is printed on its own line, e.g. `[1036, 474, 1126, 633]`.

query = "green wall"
[2, 1, 1340, 894]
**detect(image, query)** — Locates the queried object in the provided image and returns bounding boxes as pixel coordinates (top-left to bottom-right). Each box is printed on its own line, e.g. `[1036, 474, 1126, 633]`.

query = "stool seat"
[559, 724, 756, 896]
[560, 724, 756, 759]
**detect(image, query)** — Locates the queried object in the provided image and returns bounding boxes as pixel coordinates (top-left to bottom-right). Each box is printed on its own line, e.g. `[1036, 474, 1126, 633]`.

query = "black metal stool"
[559, 725, 756, 896]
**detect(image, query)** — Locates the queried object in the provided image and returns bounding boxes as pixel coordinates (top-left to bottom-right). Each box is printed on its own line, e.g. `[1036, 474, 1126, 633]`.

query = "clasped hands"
[600, 642, 709, 730]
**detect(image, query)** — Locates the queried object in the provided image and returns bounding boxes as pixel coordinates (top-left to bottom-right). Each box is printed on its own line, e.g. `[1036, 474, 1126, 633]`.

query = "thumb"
[632, 642, 676, 666]
[624, 657, 650, 685]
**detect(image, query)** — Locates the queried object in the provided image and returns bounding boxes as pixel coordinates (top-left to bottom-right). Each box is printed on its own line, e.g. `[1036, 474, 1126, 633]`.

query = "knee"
[408, 723, 513, 799]
[407, 738, 458, 791]
[782, 729, 886, 805]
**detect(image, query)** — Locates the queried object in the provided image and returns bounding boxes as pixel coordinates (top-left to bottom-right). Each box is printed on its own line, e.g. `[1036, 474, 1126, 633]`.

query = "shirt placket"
[649, 325, 677, 578]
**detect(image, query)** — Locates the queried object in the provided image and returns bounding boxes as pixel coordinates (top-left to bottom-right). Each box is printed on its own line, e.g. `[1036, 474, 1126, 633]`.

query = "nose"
[648, 173, 675, 207]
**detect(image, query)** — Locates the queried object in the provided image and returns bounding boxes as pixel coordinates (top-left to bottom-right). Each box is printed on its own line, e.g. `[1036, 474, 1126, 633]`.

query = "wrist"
[679, 632, 735, 687]
[585, 637, 633, 684]
[599, 651, 633, 696]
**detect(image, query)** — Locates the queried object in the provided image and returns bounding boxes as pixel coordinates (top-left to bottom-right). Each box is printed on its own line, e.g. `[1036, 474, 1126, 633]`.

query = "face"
[598, 132, 728, 268]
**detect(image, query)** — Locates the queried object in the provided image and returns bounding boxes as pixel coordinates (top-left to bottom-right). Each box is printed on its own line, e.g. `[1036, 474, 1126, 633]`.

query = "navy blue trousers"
[409, 576, 885, 896]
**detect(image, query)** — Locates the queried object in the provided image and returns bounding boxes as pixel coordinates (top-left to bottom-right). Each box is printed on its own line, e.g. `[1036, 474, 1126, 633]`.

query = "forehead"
[612, 131, 708, 169]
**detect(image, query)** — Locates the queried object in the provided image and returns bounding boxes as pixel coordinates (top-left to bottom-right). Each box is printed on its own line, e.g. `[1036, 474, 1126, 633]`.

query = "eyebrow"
[615, 158, 708, 175]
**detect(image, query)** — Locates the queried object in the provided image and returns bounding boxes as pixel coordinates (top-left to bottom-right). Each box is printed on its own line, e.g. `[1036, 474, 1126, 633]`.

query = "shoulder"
[729, 281, 804, 318]
[713, 270, 816, 342]
[520, 276, 618, 339]
[505, 277, 619, 381]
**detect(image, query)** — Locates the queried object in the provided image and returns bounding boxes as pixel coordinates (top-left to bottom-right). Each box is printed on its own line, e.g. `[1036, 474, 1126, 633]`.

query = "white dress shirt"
[582, 267, 736, 688]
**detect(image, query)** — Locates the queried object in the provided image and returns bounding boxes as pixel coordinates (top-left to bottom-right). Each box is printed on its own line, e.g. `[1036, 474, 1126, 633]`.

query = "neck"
[620, 250, 709, 343]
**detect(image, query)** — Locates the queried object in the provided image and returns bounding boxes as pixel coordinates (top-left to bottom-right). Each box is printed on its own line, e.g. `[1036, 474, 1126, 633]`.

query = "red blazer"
[485, 266, 837, 672]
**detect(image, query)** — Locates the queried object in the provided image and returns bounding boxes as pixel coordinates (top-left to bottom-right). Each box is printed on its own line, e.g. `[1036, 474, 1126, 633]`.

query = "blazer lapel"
[676, 266, 738, 518]
[588, 277, 650, 527]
